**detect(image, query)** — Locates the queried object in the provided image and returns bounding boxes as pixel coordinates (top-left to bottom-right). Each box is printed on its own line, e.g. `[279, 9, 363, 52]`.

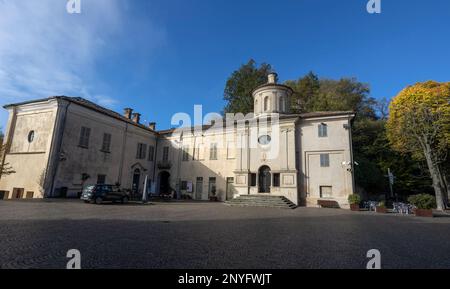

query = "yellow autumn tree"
[387, 81, 450, 210]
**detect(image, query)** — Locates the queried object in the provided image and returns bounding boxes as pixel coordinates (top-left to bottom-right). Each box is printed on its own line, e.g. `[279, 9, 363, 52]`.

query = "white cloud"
[0, 0, 166, 129]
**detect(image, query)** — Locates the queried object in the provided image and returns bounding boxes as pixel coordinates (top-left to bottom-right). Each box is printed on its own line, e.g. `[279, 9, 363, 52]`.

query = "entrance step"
[225, 195, 297, 209]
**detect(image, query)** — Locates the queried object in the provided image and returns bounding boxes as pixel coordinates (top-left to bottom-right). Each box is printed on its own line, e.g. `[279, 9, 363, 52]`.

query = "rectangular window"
[195, 143, 204, 160]
[210, 143, 218, 160]
[318, 123, 328, 137]
[148, 145, 155, 161]
[226, 141, 235, 159]
[182, 145, 190, 161]
[250, 173, 257, 187]
[181, 181, 188, 190]
[162, 146, 169, 161]
[97, 175, 106, 184]
[320, 186, 333, 198]
[136, 143, 147, 159]
[78, 126, 91, 148]
[320, 154, 330, 167]
[101, 133, 111, 152]
[273, 173, 280, 187]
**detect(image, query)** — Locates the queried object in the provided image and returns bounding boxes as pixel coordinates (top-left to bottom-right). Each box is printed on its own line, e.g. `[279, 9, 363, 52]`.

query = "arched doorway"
[158, 171, 171, 194]
[132, 168, 141, 194]
[258, 166, 271, 193]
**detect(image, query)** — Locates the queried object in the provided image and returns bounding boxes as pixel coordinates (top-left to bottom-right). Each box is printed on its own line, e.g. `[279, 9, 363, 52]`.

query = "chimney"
[268, 72, 278, 84]
[149, 122, 156, 130]
[124, 108, 133, 119]
[132, 113, 141, 124]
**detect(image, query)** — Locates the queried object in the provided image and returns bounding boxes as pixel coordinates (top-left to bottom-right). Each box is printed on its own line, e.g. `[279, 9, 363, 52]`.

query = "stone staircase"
[225, 195, 297, 209]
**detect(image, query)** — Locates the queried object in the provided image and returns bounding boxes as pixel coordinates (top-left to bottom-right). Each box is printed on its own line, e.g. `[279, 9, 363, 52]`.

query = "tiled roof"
[298, 111, 355, 118]
[3, 96, 157, 134]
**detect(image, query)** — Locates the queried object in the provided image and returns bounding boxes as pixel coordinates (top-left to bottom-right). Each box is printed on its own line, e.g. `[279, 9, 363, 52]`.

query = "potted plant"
[348, 194, 361, 211]
[408, 194, 436, 217]
[376, 201, 387, 213]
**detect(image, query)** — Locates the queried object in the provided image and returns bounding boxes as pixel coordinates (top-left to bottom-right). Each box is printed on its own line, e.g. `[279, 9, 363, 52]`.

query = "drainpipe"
[175, 134, 183, 199]
[247, 122, 251, 195]
[118, 123, 128, 186]
[348, 116, 356, 194]
[152, 134, 159, 192]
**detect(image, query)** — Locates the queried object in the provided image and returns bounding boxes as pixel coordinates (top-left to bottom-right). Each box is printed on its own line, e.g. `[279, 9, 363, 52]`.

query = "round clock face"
[258, 135, 271, 145]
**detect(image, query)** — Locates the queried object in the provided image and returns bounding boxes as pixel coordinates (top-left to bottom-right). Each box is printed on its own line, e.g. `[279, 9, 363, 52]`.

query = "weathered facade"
[0, 73, 356, 207]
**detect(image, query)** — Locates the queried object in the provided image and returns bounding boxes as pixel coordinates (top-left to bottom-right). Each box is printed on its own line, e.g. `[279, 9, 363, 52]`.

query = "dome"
[252, 73, 293, 115]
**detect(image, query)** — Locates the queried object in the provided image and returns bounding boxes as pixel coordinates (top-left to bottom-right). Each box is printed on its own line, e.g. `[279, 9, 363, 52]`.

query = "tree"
[386, 81, 450, 210]
[375, 97, 390, 120]
[353, 117, 433, 199]
[286, 75, 377, 118]
[285, 71, 320, 113]
[0, 130, 15, 177]
[223, 59, 274, 114]
[315, 78, 376, 118]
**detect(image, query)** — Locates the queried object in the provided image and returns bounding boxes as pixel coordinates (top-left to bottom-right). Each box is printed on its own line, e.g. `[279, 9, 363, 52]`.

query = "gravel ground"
[0, 199, 449, 269]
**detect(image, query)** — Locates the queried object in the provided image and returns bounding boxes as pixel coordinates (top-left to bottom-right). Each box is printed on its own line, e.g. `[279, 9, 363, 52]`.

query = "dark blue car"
[81, 184, 129, 205]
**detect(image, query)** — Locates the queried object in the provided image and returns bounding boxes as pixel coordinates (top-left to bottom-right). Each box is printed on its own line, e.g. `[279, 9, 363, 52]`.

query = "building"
[0, 73, 356, 208]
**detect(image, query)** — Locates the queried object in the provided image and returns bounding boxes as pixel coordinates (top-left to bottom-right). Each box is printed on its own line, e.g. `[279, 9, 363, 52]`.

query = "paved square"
[0, 200, 449, 269]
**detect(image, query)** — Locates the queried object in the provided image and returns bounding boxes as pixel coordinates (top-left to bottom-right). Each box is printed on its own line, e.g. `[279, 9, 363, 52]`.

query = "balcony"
[157, 160, 172, 170]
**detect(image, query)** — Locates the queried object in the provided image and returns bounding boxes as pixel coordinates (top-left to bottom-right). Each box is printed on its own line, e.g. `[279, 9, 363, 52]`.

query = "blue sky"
[1, 0, 449, 130]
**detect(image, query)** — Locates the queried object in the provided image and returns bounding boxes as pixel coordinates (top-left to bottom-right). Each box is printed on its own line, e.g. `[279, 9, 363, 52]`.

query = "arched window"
[264, 96, 269, 111]
[279, 97, 285, 112]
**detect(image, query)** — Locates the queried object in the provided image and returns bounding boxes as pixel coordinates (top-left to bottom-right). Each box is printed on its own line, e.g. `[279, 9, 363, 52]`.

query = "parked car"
[80, 184, 129, 204]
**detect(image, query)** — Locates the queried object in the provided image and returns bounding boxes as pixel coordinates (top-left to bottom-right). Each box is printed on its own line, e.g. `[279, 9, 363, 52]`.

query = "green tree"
[286, 75, 376, 118]
[285, 71, 320, 113]
[353, 118, 433, 199]
[315, 78, 376, 118]
[387, 81, 450, 210]
[223, 59, 274, 114]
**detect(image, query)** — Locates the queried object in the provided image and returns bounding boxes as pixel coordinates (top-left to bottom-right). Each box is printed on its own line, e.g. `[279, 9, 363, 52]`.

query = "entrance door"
[132, 169, 141, 195]
[195, 177, 203, 200]
[159, 171, 171, 194]
[226, 177, 234, 200]
[208, 177, 216, 198]
[258, 166, 271, 193]
[12, 188, 24, 199]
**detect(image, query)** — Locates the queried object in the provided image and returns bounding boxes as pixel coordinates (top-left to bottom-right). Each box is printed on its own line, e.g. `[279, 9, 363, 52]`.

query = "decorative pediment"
[131, 162, 147, 172]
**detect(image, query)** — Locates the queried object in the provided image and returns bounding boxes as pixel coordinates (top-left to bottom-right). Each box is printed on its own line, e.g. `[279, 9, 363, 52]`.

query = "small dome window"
[28, 131, 35, 143]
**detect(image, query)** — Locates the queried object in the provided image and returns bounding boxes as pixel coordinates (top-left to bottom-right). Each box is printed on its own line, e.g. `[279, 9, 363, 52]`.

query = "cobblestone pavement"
[0, 199, 449, 269]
